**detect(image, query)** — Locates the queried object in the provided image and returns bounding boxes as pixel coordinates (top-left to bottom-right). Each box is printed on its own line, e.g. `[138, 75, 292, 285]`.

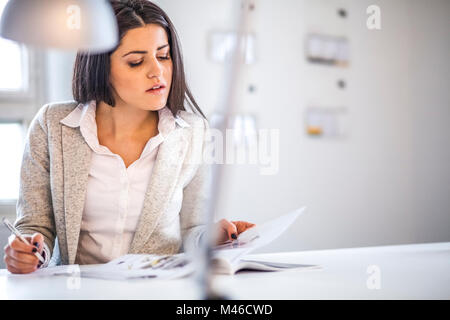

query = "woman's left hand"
[214, 219, 256, 245]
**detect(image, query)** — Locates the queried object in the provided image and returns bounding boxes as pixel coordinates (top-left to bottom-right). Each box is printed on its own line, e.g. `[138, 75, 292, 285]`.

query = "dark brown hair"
[72, 0, 205, 119]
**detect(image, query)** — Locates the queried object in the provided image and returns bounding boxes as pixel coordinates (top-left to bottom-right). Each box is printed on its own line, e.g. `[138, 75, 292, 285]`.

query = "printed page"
[80, 253, 194, 280]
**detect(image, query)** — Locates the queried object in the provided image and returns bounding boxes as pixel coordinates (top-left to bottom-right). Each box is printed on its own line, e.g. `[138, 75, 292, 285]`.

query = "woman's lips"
[146, 86, 166, 95]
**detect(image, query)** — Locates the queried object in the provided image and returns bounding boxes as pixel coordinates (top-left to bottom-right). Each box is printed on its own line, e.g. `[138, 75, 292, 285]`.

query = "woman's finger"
[5, 248, 39, 267]
[4, 254, 38, 272]
[6, 240, 40, 264]
[219, 219, 238, 240]
[9, 235, 36, 254]
[214, 220, 231, 245]
[31, 233, 44, 255]
[231, 221, 256, 234]
[5, 245, 39, 266]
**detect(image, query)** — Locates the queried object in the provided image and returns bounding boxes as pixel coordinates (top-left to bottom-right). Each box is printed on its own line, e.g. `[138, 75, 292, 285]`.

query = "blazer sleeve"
[179, 117, 212, 252]
[14, 104, 56, 265]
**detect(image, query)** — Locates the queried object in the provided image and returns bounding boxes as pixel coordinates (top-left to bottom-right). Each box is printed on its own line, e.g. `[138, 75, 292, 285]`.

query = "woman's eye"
[128, 56, 169, 67]
[128, 61, 143, 67]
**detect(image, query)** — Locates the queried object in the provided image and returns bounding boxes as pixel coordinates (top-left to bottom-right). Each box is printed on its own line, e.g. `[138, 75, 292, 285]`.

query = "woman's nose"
[146, 58, 163, 79]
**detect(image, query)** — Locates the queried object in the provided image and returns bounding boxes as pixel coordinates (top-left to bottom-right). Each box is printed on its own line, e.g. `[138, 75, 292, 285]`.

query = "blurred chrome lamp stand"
[194, 0, 256, 300]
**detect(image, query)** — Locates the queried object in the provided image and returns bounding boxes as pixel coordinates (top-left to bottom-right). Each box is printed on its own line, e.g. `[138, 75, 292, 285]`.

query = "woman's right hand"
[3, 233, 44, 274]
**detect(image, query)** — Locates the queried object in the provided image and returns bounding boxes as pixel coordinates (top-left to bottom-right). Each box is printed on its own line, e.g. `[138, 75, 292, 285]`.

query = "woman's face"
[109, 24, 173, 111]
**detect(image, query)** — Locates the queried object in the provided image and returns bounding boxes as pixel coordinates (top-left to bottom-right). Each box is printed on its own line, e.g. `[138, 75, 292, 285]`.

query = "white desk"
[1, 242, 449, 299]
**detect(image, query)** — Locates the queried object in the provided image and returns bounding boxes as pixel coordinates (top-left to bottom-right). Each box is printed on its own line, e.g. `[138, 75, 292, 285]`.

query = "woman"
[3, 0, 254, 274]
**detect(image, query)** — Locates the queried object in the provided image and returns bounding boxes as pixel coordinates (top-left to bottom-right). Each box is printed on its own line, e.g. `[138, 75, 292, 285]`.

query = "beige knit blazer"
[14, 100, 210, 265]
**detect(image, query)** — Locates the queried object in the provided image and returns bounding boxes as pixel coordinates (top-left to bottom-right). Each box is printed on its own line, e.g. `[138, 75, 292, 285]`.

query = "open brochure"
[22, 206, 320, 280]
[210, 207, 320, 274]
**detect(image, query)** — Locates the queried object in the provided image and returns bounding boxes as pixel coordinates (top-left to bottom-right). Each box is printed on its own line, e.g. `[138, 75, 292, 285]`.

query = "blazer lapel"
[129, 128, 189, 253]
[61, 126, 92, 264]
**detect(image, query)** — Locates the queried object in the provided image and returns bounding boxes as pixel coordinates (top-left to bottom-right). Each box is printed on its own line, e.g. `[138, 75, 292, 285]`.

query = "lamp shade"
[0, 0, 118, 52]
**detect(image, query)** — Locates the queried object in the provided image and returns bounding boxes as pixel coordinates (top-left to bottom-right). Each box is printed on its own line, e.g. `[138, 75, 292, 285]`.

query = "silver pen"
[2, 217, 45, 264]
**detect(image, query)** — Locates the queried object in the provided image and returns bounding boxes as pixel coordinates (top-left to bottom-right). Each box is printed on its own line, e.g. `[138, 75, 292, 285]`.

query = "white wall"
[158, 0, 450, 253]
